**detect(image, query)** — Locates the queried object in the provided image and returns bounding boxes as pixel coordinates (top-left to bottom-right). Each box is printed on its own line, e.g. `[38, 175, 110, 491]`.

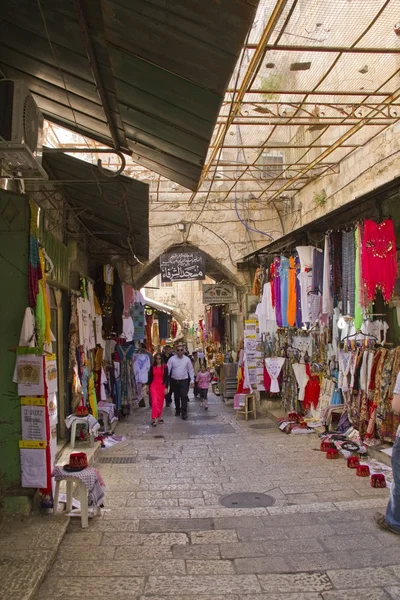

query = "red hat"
[371, 473, 386, 488]
[326, 448, 339, 459]
[347, 456, 360, 469]
[321, 441, 334, 452]
[75, 405, 89, 417]
[64, 452, 88, 472]
[356, 465, 370, 477]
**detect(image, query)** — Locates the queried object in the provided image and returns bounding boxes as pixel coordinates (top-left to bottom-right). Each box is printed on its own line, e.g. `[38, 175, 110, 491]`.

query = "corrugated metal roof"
[0, 0, 259, 190]
[43, 150, 149, 260]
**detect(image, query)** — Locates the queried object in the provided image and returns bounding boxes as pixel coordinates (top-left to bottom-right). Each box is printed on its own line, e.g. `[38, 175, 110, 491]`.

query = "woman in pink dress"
[148, 352, 169, 427]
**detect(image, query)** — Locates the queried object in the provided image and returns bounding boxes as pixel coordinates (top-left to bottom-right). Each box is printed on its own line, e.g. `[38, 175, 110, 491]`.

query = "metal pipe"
[43, 147, 126, 177]
[74, 0, 121, 151]
[245, 43, 400, 54]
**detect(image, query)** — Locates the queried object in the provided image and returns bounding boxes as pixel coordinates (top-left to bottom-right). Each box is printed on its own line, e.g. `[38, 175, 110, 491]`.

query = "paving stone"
[102, 532, 188, 546]
[220, 542, 266, 559]
[334, 498, 389, 511]
[53, 558, 185, 577]
[136, 491, 164, 499]
[236, 527, 290, 542]
[286, 552, 343, 572]
[63, 532, 103, 545]
[190, 507, 268, 518]
[322, 590, 391, 600]
[139, 518, 214, 533]
[163, 490, 204, 499]
[145, 574, 262, 595]
[327, 567, 399, 589]
[126, 498, 179, 507]
[190, 530, 238, 544]
[385, 587, 400, 599]
[56, 545, 115, 561]
[139, 596, 238, 600]
[172, 543, 221, 559]
[103, 507, 190, 519]
[186, 560, 235, 574]
[214, 517, 264, 530]
[320, 533, 383, 552]
[263, 538, 325, 555]
[114, 545, 173, 560]
[238, 595, 323, 600]
[257, 572, 333, 592]
[70, 519, 140, 532]
[235, 556, 292, 574]
[178, 497, 206, 507]
[52, 576, 145, 598]
[267, 503, 336, 516]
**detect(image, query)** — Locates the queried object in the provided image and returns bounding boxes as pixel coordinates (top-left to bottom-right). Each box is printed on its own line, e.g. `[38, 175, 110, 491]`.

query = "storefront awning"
[43, 151, 149, 260]
[0, 0, 258, 190]
[141, 293, 174, 316]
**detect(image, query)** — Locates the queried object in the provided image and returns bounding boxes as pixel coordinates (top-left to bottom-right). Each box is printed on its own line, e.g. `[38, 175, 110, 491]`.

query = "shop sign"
[203, 284, 236, 305]
[160, 252, 205, 282]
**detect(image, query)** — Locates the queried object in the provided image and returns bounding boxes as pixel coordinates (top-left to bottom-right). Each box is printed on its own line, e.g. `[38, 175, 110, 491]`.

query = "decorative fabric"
[311, 248, 324, 293]
[362, 218, 397, 303]
[158, 312, 169, 340]
[354, 227, 363, 330]
[342, 230, 356, 317]
[264, 357, 285, 393]
[273, 257, 282, 327]
[279, 256, 289, 328]
[287, 257, 297, 327]
[270, 261, 276, 308]
[329, 232, 342, 308]
[294, 255, 302, 328]
[53, 466, 105, 507]
[297, 272, 312, 325]
[322, 235, 333, 317]
[292, 363, 309, 402]
[117, 344, 136, 408]
[303, 364, 321, 411]
[296, 246, 315, 272]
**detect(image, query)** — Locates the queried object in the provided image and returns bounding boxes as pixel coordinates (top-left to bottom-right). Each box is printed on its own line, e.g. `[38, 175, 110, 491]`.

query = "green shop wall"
[0, 190, 30, 510]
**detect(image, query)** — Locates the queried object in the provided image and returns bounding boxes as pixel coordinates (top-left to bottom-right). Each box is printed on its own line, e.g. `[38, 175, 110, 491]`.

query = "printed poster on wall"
[17, 354, 44, 396]
[45, 356, 58, 394]
[21, 405, 46, 441]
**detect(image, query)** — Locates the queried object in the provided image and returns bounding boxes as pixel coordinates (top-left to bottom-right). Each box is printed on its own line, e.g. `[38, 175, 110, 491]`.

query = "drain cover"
[249, 423, 276, 430]
[99, 456, 137, 464]
[219, 492, 275, 508]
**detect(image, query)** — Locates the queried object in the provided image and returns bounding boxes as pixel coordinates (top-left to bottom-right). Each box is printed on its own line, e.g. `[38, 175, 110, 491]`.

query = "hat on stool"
[64, 452, 88, 472]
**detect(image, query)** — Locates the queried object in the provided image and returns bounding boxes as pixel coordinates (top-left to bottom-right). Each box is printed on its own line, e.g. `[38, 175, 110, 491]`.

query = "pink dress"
[150, 366, 166, 419]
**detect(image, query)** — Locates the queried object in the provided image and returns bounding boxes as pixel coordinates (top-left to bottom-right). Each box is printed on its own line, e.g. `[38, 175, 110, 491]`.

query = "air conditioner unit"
[0, 80, 47, 179]
[259, 152, 284, 180]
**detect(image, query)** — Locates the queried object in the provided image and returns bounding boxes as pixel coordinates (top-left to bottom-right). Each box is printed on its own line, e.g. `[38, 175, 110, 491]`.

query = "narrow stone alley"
[36, 393, 400, 600]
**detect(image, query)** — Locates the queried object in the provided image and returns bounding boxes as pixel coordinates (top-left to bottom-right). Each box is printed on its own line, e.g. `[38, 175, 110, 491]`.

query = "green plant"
[260, 73, 285, 100]
[313, 189, 327, 207]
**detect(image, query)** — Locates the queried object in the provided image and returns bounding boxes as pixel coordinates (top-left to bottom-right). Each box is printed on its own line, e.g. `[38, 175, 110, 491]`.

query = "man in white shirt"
[375, 370, 400, 535]
[168, 344, 194, 420]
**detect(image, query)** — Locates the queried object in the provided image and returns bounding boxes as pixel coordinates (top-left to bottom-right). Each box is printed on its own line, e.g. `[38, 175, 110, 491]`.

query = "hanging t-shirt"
[133, 353, 151, 384]
[122, 316, 135, 342]
[297, 271, 312, 324]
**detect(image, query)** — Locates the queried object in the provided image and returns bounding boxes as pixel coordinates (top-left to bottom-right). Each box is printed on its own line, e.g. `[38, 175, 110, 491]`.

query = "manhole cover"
[219, 492, 275, 508]
[249, 423, 276, 430]
[99, 456, 137, 464]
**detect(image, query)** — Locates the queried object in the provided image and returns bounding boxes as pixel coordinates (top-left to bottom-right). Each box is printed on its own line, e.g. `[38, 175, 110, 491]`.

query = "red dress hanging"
[362, 219, 397, 303]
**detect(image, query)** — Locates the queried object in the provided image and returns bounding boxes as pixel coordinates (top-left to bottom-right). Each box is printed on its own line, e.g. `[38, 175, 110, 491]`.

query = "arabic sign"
[160, 252, 205, 282]
[203, 284, 236, 304]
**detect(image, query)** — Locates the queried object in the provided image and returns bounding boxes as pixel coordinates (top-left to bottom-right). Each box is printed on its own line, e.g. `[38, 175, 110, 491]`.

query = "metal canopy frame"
[40, 1, 400, 224]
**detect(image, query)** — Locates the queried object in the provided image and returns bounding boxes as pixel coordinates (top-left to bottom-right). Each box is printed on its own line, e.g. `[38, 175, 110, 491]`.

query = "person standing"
[196, 363, 211, 410]
[148, 352, 169, 427]
[375, 370, 400, 534]
[162, 345, 173, 406]
[168, 344, 194, 420]
[192, 350, 206, 399]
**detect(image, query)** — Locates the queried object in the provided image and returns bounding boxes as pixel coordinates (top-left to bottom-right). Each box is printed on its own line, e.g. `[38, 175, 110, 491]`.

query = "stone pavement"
[34, 392, 400, 600]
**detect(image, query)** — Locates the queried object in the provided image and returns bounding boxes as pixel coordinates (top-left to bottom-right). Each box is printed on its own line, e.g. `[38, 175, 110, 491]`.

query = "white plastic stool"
[69, 417, 95, 450]
[54, 477, 89, 528]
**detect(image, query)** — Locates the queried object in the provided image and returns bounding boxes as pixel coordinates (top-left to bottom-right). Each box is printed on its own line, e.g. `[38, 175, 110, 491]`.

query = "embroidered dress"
[329, 231, 342, 308]
[264, 357, 285, 393]
[342, 230, 356, 317]
[287, 256, 297, 327]
[322, 235, 333, 317]
[117, 344, 136, 410]
[292, 363, 309, 402]
[362, 219, 397, 303]
[274, 257, 283, 327]
[295, 255, 303, 327]
[279, 256, 289, 328]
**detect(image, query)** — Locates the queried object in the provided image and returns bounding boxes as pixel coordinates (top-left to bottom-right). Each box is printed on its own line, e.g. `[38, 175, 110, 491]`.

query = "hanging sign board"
[160, 252, 205, 282]
[203, 284, 236, 305]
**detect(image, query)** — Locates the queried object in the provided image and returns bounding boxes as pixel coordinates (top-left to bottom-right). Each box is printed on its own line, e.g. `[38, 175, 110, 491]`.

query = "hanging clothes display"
[362, 218, 398, 303]
[117, 344, 136, 412]
[273, 256, 282, 327]
[279, 256, 289, 328]
[287, 257, 297, 327]
[264, 357, 285, 393]
[322, 235, 333, 318]
[158, 312, 169, 340]
[292, 363, 309, 402]
[297, 271, 312, 325]
[341, 230, 356, 317]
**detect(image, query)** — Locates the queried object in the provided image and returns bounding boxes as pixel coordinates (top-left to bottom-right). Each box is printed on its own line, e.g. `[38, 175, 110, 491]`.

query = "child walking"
[196, 363, 211, 410]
